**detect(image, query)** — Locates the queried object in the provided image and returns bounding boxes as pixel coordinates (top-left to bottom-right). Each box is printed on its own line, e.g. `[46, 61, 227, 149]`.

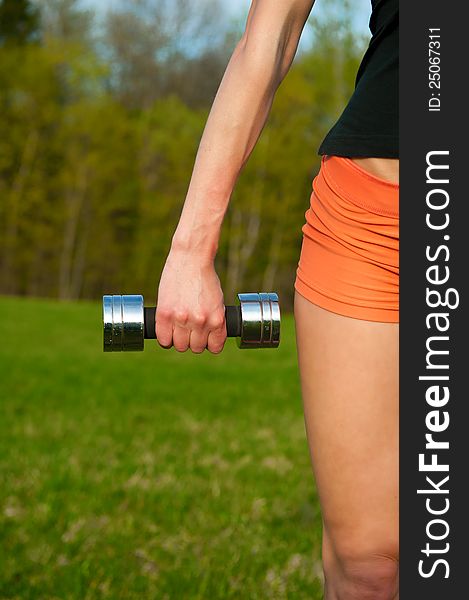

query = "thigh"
[293, 290, 399, 559]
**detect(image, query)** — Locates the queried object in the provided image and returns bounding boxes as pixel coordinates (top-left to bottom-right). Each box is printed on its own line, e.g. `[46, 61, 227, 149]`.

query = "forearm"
[171, 21, 302, 261]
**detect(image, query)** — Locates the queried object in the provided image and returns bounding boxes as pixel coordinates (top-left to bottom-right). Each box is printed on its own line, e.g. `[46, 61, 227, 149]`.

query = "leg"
[294, 291, 399, 600]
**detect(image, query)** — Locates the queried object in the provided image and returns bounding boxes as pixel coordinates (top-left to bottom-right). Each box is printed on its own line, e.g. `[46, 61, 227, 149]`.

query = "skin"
[294, 294, 399, 599]
[156, 0, 316, 353]
[155, 1, 399, 597]
[350, 157, 399, 184]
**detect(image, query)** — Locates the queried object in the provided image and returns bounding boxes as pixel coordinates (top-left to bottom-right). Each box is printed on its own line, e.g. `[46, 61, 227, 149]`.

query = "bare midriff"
[349, 157, 399, 185]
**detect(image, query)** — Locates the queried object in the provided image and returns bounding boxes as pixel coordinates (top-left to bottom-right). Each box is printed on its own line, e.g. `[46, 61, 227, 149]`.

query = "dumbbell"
[103, 292, 280, 352]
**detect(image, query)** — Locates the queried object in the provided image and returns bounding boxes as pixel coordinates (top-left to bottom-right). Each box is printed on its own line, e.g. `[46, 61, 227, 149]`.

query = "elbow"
[236, 16, 302, 86]
[234, 33, 295, 90]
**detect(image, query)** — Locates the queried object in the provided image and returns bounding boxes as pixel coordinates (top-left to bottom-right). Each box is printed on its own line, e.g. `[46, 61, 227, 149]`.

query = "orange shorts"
[294, 155, 399, 323]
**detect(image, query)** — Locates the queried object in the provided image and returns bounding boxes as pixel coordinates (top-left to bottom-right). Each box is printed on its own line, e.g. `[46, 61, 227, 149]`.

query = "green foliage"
[0, 296, 323, 598]
[0, 1, 366, 309]
[0, 0, 40, 46]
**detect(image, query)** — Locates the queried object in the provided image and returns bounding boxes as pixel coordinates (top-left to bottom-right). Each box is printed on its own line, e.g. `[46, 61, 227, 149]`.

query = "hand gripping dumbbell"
[103, 292, 280, 352]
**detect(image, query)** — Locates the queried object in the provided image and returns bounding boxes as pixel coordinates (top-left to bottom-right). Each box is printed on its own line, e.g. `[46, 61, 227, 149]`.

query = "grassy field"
[0, 296, 323, 599]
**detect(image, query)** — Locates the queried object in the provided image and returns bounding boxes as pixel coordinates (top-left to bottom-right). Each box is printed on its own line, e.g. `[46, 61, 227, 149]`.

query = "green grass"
[0, 296, 323, 599]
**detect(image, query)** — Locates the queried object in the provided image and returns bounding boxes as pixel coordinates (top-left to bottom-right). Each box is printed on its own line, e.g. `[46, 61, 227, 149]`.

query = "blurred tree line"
[0, 0, 366, 308]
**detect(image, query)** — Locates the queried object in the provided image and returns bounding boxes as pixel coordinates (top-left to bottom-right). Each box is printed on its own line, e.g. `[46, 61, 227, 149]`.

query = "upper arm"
[240, 0, 316, 75]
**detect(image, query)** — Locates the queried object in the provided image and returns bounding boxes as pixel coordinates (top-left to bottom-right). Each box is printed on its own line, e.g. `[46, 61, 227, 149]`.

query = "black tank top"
[318, 0, 398, 158]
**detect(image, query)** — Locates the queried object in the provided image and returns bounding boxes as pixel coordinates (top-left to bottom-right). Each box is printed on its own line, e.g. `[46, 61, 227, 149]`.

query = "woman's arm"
[156, 0, 315, 353]
[172, 0, 315, 257]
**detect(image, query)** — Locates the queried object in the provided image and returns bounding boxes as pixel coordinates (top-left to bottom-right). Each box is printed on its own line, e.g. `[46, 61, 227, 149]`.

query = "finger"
[189, 329, 208, 354]
[172, 324, 190, 352]
[155, 309, 173, 349]
[207, 327, 227, 354]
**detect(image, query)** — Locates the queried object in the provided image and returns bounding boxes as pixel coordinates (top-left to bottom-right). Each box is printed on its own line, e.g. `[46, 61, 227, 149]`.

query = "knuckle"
[209, 313, 225, 330]
[174, 310, 188, 324]
[192, 312, 207, 327]
[156, 307, 172, 321]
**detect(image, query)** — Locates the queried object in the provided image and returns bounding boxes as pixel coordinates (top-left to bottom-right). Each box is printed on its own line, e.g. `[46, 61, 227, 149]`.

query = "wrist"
[170, 228, 219, 263]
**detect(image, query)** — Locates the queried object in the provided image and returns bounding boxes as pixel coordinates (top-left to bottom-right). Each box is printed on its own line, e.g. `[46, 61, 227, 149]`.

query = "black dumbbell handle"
[144, 305, 241, 339]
